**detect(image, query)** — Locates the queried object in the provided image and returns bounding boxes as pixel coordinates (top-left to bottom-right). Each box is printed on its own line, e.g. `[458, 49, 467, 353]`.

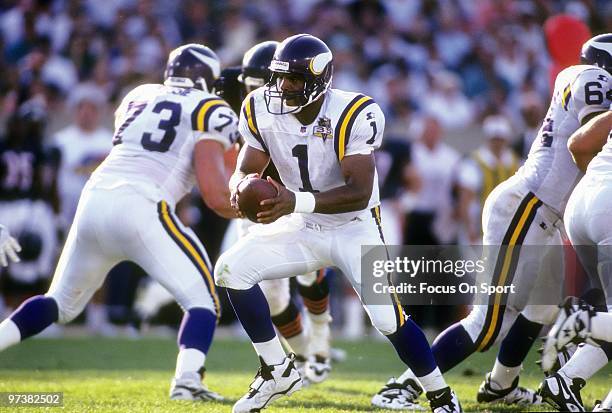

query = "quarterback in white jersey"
[373, 34, 612, 411]
[224, 40, 335, 385]
[0, 44, 237, 403]
[214, 34, 461, 413]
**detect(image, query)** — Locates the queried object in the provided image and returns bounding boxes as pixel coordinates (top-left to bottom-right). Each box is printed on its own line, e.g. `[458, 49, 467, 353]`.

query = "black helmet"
[213, 66, 243, 114]
[264, 34, 333, 114]
[164, 44, 221, 92]
[581, 33, 612, 74]
[240, 41, 279, 92]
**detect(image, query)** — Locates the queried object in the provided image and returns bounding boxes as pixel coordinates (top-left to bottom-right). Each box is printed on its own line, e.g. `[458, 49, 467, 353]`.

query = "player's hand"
[0, 225, 21, 267]
[257, 177, 296, 224]
[231, 173, 260, 218]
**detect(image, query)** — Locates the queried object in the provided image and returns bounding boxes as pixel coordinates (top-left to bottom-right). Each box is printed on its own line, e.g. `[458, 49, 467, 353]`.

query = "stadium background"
[1, 0, 611, 338]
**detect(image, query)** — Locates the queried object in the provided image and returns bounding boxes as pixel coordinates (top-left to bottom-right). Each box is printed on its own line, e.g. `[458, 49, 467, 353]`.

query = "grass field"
[0, 337, 609, 412]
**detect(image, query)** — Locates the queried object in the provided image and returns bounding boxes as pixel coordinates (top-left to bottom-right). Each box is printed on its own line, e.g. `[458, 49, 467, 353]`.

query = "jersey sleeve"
[238, 92, 269, 154]
[191, 97, 239, 150]
[335, 95, 385, 160]
[569, 68, 611, 124]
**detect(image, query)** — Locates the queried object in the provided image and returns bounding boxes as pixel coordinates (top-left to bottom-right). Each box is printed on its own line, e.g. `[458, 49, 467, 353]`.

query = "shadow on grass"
[285, 399, 379, 412]
[322, 385, 370, 397]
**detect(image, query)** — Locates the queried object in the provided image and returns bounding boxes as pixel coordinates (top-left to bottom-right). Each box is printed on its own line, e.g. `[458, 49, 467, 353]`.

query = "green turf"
[0, 337, 609, 412]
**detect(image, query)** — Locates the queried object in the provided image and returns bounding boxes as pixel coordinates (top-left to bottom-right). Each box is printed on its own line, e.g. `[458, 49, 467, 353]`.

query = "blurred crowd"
[0, 0, 610, 337]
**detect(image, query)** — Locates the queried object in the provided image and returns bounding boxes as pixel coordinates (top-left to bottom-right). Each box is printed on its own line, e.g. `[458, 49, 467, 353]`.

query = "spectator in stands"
[53, 83, 112, 230]
[405, 115, 460, 245]
[515, 91, 545, 158]
[422, 71, 475, 130]
[456, 115, 520, 245]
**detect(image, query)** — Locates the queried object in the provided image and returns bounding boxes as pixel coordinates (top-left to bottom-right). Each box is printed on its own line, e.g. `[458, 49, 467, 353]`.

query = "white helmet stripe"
[310, 52, 333, 75]
[188, 49, 221, 78]
[591, 40, 612, 55]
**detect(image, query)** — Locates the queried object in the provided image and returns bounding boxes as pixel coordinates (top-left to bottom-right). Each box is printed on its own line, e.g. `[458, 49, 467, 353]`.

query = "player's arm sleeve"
[339, 98, 385, 159]
[238, 94, 269, 154]
[570, 68, 611, 124]
[191, 98, 239, 150]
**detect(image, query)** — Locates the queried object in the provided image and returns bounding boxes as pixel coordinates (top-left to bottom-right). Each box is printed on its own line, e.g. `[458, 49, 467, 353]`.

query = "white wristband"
[293, 191, 316, 213]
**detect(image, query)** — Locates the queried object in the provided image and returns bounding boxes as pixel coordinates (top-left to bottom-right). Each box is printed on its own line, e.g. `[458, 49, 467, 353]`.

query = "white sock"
[591, 312, 612, 342]
[489, 360, 522, 390]
[417, 367, 447, 392]
[175, 347, 206, 377]
[285, 332, 310, 358]
[398, 368, 423, 388]
[308, 309, 331, 324]
[253, 336, 286, 365]
[559, 344, 608, 380]
[296, 271, 317, 286]
[601, 390, 612, 408]
[308, 310, 331, 357]
[0, 319, 21, 352]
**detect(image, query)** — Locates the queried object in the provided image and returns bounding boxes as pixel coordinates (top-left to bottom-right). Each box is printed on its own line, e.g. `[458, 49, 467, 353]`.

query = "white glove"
[0, 224, 21, 267]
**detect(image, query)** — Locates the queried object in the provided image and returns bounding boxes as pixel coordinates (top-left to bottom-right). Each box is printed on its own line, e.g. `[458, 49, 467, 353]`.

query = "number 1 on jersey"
[292, 144, 318, 192]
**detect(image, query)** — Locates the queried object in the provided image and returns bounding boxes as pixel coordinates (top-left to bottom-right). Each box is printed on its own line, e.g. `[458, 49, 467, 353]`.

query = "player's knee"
[180, 293, 218, 315]
[213, 252, 258, 290]
[46, 293, 80, 324]
[46, 283, 95, 324]
[522, 305, 559, 325]
[368, 309, 398, 336]
[459, 306, 486, 343]
[261, 286, 289, 316]
[375, 320, 397, 336]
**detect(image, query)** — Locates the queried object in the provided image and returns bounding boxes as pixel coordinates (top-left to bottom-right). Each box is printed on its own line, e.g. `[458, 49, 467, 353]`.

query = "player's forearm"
[312, 183, 372, 214]
[204, 182, 235, 219]
[568, 111, 612, 172]
[571, 153, 596, 173]
[309, 153, 375, 214]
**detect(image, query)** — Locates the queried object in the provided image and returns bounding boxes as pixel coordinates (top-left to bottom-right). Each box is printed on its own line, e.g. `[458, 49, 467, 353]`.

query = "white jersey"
[585, 102, 612, 178]
[516, 65, 611, 214]
[239, 88, 385, 227]
[92, 84, 238, 204]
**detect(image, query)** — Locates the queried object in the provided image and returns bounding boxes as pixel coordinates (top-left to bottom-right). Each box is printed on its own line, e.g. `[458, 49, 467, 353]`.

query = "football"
[237, 178, 278, 222]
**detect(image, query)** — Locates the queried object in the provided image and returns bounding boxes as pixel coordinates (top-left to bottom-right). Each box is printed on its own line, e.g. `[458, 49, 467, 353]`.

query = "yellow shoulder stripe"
[193, 98, 229, 132]
[335, 95, 374, 161]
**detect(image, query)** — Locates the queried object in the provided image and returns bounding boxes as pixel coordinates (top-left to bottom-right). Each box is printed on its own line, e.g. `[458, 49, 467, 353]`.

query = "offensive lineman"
[372, 33, 612, 410]
[0, 44, 238, 402]
[214, 33, 462, 413]
[539, 86, 612, 411]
